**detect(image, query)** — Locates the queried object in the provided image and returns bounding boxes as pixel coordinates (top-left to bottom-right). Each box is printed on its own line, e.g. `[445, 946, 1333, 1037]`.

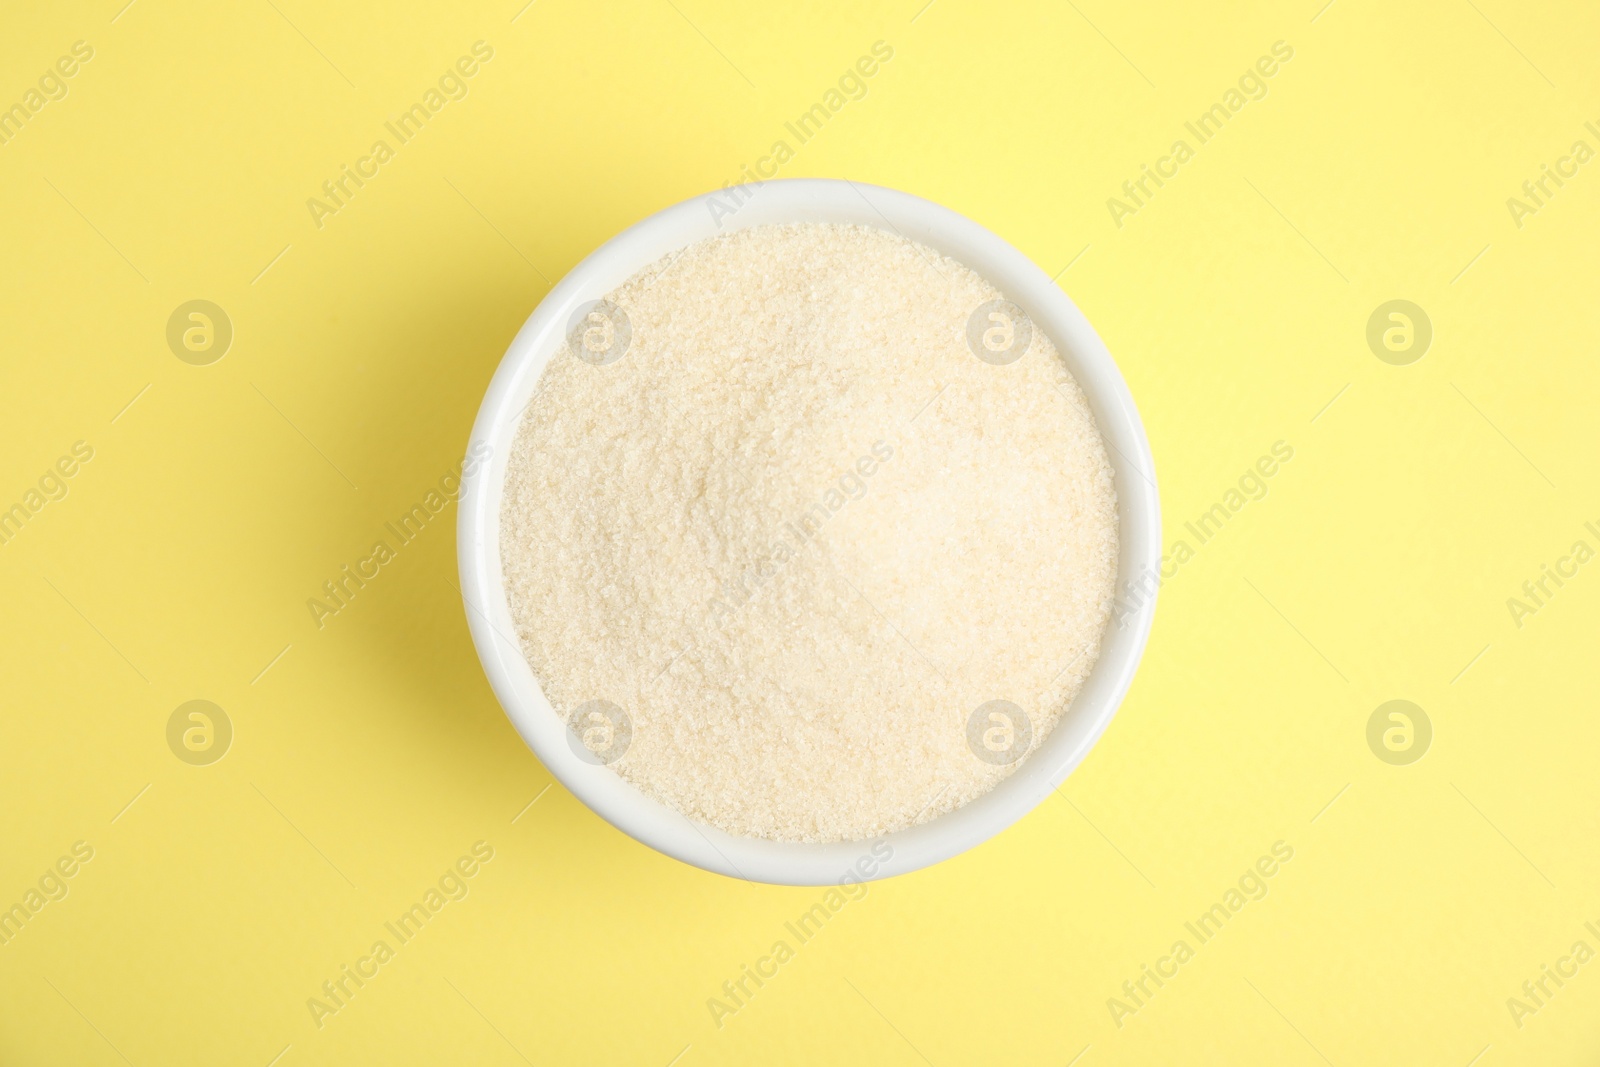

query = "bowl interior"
[458, 179, 1160, 886]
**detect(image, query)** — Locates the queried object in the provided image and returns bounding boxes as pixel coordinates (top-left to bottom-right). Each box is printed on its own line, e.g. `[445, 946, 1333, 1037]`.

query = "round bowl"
[458, 178, 1160, 886]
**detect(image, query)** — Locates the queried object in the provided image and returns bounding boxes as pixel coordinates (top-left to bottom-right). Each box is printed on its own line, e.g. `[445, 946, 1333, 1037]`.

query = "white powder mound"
[501, 222, 1117, 844]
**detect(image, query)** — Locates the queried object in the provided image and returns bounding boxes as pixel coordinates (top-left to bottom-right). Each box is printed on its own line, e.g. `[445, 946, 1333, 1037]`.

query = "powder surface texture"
[501, 222, 1117, 843]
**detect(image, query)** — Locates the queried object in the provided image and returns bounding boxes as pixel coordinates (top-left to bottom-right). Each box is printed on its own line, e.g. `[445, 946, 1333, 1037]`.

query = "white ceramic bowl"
[458, 178, 1159, 886]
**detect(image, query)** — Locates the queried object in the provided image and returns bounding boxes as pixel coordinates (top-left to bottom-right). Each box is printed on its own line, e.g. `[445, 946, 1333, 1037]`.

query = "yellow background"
[3, 0, 1598, 1063]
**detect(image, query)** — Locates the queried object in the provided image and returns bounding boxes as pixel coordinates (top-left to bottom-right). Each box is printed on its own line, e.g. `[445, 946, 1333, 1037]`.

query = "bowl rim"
[457, 177, 1160, 886]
